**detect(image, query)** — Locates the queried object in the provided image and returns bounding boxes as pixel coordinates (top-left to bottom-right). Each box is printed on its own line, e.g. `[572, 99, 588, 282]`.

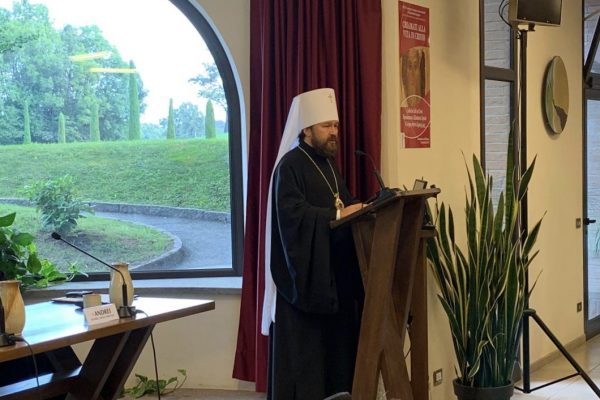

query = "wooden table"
[0, 297, 215, 400]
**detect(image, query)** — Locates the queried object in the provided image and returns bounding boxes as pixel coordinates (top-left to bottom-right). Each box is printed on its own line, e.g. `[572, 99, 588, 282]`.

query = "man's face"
[304, 120, 339, 157]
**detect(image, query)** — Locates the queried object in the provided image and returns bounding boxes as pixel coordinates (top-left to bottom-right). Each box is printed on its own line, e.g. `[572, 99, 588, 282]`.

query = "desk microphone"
[355, 150, 396, 203]
[0, 272, 15, 346]
[51, 232, 136, 318]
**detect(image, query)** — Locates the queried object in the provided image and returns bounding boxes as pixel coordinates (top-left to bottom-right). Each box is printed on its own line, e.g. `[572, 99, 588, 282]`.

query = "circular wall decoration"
[543, 56, 569, 134]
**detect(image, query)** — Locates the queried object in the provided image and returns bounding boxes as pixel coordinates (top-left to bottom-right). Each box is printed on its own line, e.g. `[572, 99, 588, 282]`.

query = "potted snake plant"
[426, 128, 543, 399]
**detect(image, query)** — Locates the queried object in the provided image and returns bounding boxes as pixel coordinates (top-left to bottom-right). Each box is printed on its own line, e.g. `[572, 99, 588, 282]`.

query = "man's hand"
[340, 203, 364, 219]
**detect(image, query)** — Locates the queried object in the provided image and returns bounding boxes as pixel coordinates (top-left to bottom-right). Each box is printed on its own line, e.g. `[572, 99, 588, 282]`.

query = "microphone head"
[355, 149, 367, 156]
[51, 232, 62, 240]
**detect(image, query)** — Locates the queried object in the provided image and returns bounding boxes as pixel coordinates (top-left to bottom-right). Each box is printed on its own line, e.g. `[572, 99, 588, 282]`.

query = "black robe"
[268, 140, 364, 400]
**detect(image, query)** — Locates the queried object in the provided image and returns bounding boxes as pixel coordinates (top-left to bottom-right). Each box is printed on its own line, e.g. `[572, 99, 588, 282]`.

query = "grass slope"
[0, 137, 230, 211]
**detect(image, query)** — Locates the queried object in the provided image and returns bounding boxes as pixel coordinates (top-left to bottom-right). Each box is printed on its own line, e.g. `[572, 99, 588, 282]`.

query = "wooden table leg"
[66, 332, 131, 400]
[101, 326, 154, 400]
[45, 347, 81, 372]
[65, 326, 154, 400]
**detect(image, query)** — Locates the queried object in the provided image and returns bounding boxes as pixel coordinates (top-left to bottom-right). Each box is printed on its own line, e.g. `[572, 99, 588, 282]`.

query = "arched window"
[0, 0, 244, 279]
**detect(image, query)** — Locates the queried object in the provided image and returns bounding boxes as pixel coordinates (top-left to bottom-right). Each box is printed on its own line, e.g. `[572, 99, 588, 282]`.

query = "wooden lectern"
[331, 187, 440, 400]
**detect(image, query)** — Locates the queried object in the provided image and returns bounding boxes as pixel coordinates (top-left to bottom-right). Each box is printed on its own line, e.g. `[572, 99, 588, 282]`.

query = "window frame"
[479, 0, 518, 171]
[68, 0, 245, 281]
[132, 0, 244, 279]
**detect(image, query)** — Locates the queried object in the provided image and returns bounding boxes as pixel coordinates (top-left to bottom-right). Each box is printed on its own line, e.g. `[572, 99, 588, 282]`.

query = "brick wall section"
[483, 0, 511, 198]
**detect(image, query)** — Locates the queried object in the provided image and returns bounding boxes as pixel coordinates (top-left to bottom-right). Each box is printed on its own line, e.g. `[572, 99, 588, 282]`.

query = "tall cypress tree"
[23, 100, 31, 144]
[166, 98, 175, 139]
[205, 100, 216, 139]
[90, 102, 100, 141]
[128, 60, 141, 140]
[58, 112, 66, 143]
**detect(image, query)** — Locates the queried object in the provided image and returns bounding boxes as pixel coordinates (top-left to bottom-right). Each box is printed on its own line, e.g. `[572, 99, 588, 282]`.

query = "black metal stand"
[514, 26, 600, 398]
[517, 309, 600, 396]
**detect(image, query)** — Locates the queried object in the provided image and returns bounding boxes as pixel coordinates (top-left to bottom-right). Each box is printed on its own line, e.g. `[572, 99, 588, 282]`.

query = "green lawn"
[0, 136, 230, 211]
[0, 204, 173, 273]
[0, 137, 229, 273]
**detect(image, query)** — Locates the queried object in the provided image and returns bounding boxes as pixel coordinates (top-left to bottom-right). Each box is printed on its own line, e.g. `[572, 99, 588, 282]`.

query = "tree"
[60, 24, 143, 141]
[57, 112, 66, 143]
[128, 60, 141, 140]
[166, 98, 175, 139]
[189, 62, 227, 132]
[23, 100, 31, 144]
[141, 123, 163, 140]
[159, 102, 204, 138]
[90, 102, 100, 141]
[0, 3, 146, 144]
[205, 100, 216, 139]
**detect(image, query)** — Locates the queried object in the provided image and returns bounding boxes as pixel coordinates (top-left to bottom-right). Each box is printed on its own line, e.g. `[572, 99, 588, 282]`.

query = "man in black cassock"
[264, 88, 364, 400]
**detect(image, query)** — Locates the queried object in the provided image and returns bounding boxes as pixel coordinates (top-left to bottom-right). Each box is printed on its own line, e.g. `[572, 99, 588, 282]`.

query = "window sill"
[23, 277, 242, 303]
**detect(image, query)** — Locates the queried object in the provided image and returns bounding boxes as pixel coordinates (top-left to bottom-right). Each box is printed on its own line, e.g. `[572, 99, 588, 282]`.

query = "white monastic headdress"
[261, 88, 339, 335]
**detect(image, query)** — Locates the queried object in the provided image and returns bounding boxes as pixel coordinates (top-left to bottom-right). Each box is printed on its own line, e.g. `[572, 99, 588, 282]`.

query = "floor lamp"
[514, 24, 600, 397]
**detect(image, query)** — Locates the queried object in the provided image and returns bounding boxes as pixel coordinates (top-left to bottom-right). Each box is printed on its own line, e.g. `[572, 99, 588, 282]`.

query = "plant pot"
[109, 262, 134, 307]
[0, 280, 25, 335]
[453, 379, 514, 400]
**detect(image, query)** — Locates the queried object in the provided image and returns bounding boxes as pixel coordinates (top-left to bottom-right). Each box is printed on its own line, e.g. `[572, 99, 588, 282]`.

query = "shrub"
[0, 212, 83, 288]
[23, 175, 94, 235]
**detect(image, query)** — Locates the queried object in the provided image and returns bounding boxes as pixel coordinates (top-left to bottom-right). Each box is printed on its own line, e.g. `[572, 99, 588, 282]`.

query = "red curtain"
[232, 0, 382, 391]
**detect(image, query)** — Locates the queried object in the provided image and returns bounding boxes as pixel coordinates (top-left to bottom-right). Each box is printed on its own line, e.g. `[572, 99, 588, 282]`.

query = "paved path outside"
[96, 211, 232, 271]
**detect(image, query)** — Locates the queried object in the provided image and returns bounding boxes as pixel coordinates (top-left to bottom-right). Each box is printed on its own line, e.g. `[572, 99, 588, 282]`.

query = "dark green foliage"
[0, 212, 40, 281]
[166, 98, 175, 139]
[123, 369, 187, 398]
[90, 102, 100, 141]
[0, 2, 147, 144]
[23, 175, 94, 235]
[205, 100, 216, 139]
[128, 60, 141, 140]
[427, 126, 543, 388]
[23, 100, 31, 144]
[0, 212, 82, 289]
[57, 112, 66, 143]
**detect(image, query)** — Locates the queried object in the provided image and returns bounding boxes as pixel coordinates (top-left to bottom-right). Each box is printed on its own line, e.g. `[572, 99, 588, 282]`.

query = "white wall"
[122, 0, 585, 398]
[382, 1, 481, 397]
[382, 1, 584, 399]
[127, 293, 253, 390]
[525, 1, 584, 360]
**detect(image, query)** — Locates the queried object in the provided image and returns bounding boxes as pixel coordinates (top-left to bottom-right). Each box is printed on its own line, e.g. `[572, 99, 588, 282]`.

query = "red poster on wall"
[399, 2, 430, 149]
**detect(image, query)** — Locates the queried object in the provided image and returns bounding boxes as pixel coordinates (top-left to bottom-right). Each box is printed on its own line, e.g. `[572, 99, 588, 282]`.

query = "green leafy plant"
[426, 129, 543, 388]
[0, 212, 84, 288]
[23, 174, 94, 235]
[122, 369, 187, 398]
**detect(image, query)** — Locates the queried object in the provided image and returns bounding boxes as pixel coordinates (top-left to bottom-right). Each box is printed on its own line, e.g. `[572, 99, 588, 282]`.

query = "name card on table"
[84, 303, 119, 325]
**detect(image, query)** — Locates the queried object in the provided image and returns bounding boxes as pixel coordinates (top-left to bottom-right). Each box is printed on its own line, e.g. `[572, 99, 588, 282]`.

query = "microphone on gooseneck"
[355, 150, 396, 203]
[355, 150, 387, 191]
[0, 271, 15, 346]
[50, 232, 135, 318]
